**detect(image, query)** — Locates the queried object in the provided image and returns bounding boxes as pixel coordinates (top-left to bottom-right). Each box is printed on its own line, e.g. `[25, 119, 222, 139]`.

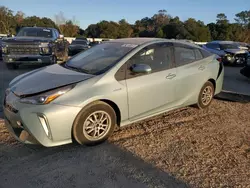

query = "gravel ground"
[1, 100, 250, 188]
[110, 100, 250, 188]
[0, 62, 250, 187]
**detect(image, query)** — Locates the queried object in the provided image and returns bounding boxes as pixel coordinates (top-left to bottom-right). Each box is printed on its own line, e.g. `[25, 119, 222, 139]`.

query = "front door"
[125, 42, 177, 120]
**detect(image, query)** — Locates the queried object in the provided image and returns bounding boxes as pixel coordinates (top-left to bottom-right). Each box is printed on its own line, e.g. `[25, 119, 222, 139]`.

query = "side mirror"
[130, 64, 152, 74]
[59, 34, 64, 39]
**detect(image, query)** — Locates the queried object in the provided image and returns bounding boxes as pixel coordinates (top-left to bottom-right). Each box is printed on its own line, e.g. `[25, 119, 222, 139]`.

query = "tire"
[196, 81, 215, 109]
[51, 55, 57, 64]
[73, 101, 116, 146]
[6, 64, 18, 70]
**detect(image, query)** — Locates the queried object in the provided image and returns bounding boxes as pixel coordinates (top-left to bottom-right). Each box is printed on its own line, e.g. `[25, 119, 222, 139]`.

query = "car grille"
[235, 53, 248, 60]
[8, 44, 40, 55]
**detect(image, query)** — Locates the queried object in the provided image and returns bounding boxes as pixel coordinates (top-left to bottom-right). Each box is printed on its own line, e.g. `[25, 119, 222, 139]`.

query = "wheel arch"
[208, 78, 216, 91]
[71, 99, 122, 142]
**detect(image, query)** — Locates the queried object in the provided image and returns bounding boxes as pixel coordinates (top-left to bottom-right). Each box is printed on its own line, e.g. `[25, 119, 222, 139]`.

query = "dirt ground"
[110, 100, 250, 188]
[1, 99, 250, 188]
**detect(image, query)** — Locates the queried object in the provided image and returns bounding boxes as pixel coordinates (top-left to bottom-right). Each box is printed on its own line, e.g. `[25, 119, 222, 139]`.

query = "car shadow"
[215, 92, 250, 103]
[0, 141, 189, 188]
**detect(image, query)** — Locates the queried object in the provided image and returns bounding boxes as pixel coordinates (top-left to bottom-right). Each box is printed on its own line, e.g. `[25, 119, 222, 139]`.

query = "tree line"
[0, 6, 249, 42]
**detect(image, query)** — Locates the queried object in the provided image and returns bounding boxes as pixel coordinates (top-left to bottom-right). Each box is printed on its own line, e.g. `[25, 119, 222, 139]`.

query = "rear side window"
[174, 47, 196, 66]
[200, 49, 212, 58]
[194, 49, 203, 60]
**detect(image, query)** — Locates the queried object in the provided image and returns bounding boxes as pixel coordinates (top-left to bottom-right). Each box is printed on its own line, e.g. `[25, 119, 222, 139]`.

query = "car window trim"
[173, 43, 197, 67]
[115, 42, 175, 81]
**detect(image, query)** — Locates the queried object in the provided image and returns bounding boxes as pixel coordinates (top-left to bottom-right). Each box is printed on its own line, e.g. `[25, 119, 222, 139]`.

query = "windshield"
[17, 28, 53, 38]
[65, 42, 137, 75]
[220, 43, 239, 50]
[71, 40, 88, 45]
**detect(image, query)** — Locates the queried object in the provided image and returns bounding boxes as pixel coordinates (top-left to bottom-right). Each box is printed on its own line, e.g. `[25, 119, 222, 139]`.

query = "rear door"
[174, 43, 211, 105]
[125, 42, 178, 120]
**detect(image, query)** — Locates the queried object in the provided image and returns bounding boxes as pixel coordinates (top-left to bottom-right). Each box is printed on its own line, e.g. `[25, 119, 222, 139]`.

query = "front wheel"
[73, 101, 116, 146]
[196, 81, 215, 109]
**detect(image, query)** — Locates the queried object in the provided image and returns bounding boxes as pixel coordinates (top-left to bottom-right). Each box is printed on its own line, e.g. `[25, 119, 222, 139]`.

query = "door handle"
[198, 65, 205, 70]
[166, 73, 176, 79]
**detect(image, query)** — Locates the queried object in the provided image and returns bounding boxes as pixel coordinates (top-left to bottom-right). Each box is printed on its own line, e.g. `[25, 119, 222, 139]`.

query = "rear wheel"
[196, 81, 214, 109]
[73, 101, 116, 146]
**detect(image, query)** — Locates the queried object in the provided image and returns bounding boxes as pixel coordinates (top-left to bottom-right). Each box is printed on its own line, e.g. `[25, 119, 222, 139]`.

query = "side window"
[194, 49, 203, 60]
[206, 43, 213, 49]
[200, 49, 212, 58]
[125, 43, 174, 79]
[174, 47, 196, 66]
[53, 29, 59, 39]
[206, 43, 219, 50]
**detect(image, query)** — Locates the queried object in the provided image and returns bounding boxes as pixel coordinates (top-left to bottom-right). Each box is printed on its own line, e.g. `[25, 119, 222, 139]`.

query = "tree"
[235, 10, 250, 27]
[156, 28, 164, 38]
[216, 13, 228, 24]
[0, 6, 15, 34]
[85, 24, 100, 38]
[59, 20, 79, 37]
[118, 19, 133, 38]
[184, 18, 211, 41]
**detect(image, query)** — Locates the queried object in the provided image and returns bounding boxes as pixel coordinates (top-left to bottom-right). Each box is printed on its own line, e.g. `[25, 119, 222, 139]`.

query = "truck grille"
[8, 44, 40, 55]
[235, 53, 248, 60]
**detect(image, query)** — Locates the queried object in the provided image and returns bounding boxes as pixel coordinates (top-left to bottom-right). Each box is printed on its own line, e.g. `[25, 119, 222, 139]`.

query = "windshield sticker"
[43, 29, 51, 32]
[121, 44, 138, 48]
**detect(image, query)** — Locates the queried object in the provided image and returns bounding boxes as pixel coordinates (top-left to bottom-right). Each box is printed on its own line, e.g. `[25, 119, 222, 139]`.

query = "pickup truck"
[1, 27, 69, 69]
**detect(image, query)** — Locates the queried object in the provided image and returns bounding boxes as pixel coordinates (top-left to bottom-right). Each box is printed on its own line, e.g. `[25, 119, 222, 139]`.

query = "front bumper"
[222, 53, 248, 65]
[3, 92, 82, 147]
[2, 54, 54, 65]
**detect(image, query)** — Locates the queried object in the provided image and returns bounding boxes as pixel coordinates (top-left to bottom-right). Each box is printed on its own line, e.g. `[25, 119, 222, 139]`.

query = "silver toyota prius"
[3, 38, 224, 147]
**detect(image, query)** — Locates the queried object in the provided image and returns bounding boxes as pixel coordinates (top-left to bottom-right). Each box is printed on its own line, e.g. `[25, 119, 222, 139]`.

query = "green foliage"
[0, 6, 250, 43]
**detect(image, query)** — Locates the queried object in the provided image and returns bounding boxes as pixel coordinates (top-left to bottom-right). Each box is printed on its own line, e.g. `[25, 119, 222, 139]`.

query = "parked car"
[0, 38, 2, 60]
[89, 41, 101, 47]
[203, 41, 249, 66]
[240, 54, 250, 78]
[236, 42, 250, 52]
[3, 38, 224, 147]
[1, 26, 69, 69]
[68, 39, 90, 56]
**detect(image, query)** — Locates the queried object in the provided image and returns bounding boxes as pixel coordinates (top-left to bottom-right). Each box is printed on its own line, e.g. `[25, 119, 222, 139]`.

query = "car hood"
[224, 49, 248, 54]
[9, 64, 94, 97]
[69, 44, 89, 48]
[3, 36, 52, 44]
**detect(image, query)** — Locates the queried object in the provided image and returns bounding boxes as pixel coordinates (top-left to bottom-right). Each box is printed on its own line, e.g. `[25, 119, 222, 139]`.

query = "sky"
[1, 0, 249, 29]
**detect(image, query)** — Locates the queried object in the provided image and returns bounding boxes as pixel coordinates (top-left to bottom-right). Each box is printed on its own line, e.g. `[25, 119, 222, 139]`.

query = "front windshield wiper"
[64, 63, 92, 74]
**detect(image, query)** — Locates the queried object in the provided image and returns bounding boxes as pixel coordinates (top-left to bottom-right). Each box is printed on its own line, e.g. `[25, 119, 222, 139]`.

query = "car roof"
[107, 37, 201, 48]
[208, 40, 235, 44]
[21, 26, 55, 30]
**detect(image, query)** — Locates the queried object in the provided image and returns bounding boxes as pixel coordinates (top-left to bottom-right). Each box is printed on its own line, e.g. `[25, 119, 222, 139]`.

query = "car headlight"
[2, 46, 8, 54]
[40, 47, 51, 54]
[39, 43, 52, 54]
[19, 84, 75, 105]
